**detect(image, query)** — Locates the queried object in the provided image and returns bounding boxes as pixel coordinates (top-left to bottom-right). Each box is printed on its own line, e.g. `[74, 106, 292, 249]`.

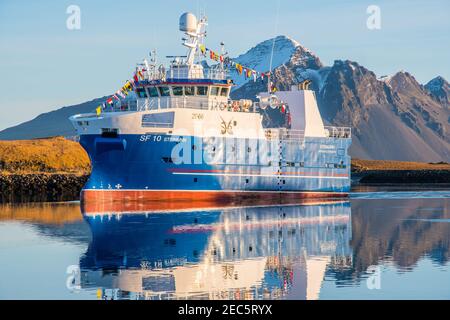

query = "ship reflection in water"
[79, 200, 352, 300]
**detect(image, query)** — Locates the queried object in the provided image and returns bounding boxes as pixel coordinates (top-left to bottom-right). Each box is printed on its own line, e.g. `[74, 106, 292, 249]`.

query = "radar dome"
[179, 12, 197, 33]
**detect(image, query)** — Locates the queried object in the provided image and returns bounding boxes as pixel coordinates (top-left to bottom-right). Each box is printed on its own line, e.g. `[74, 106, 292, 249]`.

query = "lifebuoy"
[269, 95, 279, 109]
[232, 101, 240, 112]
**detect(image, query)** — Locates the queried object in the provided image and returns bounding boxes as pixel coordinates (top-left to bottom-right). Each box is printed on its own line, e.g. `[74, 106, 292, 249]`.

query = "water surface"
[0, 190, 449, 300]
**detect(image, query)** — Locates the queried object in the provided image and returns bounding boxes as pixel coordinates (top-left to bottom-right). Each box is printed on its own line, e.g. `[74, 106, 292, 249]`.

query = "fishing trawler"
[70, 13, 351, 202]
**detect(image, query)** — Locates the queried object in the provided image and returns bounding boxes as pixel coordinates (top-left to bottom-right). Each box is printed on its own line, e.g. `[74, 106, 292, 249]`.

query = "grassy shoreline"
[351, 159, 450, 184]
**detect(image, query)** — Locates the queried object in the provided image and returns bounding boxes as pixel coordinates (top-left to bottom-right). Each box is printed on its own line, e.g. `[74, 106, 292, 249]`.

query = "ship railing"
[280, 129, 305, 141]
[165, 68, 228, 80]
[264, 128, 305, 141]
[205, 69, 228, 80]
[264, 127, 351, 141]
[136, 97, 209, 111]
[143, 67, 227, 81]
[135, 97, 258, 113]
[324, 126, 351, 139]
[101, 100, 139, 113]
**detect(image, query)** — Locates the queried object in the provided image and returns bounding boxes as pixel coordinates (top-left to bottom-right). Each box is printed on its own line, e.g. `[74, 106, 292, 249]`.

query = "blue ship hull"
[79, 133, 351, 199]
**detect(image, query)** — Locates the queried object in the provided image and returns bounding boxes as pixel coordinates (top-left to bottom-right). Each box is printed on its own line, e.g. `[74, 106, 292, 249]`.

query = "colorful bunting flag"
[96, 105, 102, 116]
[200, 44, 206, 56]
[270, 81, 277, 93]
[236, 63, 243, 75]
[200, 44, 275, 82]
[116, 90, 125, 99]
[124, 81, 132, 91]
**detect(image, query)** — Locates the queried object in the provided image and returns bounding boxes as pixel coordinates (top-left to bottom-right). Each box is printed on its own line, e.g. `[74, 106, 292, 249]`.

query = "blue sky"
[0, 0, 449, 131]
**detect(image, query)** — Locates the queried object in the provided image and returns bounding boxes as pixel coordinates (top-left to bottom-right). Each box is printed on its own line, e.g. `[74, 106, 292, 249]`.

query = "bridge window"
[210, 86, 220, 96]
[101, 128, 119, 138]
[172, 86, 183, 96]
[220, 87, 229, 97]
[196, 86, 208, 96]
[136, 88, 147, 98]
[158, 86, 170, 97]
[185, 86, 195, 96]
[141, 112, 175, 128]
[147, 87, 159, 97]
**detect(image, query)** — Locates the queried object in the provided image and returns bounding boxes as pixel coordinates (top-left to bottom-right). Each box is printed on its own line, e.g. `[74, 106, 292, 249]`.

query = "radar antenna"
[179, 12, 207, 67]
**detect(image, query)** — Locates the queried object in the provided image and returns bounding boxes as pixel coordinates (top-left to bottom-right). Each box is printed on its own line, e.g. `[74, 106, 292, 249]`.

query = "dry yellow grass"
[352, 158, 450, 171]
[0, 203, 83, 224]
[0, 137, 90, 174]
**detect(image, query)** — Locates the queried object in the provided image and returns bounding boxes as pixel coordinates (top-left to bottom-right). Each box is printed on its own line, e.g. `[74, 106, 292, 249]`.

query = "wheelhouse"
[130, 78, 256, 113]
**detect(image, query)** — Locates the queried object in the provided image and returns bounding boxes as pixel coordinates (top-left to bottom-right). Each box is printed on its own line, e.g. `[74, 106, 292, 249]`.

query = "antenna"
[179, 12, 207, 66]
[220, 41, 227, 70]
[149, 49, 157, 64]
[268, 0, 281, 93]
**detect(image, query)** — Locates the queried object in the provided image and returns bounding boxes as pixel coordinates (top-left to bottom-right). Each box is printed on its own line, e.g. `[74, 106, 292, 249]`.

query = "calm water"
[1, 190, 449, 300]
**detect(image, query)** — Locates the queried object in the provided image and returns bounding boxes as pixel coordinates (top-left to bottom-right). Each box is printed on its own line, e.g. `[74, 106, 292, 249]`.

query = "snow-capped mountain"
[230, 35, 322, 89]
[425, 76, 449, 106]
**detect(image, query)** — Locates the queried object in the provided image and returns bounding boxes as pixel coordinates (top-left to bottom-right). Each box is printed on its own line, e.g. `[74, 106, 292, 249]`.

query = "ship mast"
[179, 12, 207, 67]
